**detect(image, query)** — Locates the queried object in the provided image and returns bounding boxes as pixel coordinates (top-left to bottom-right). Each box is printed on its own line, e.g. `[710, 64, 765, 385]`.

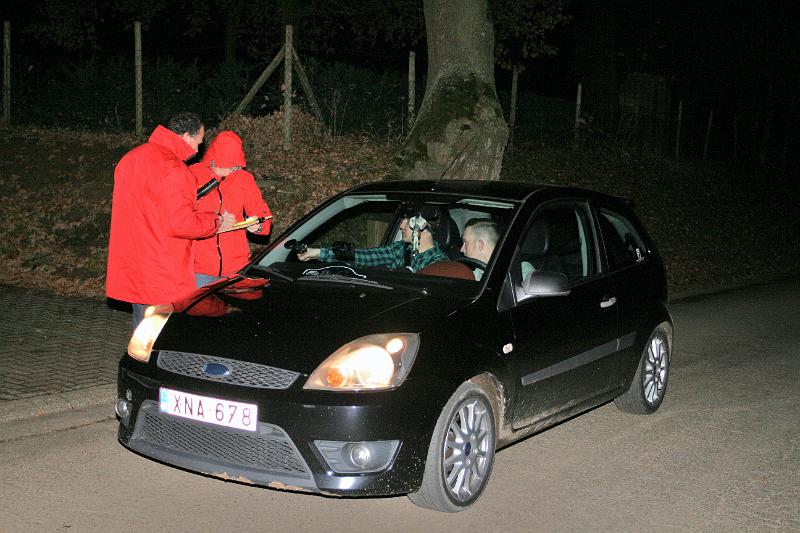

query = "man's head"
[167, 112, 205, 154]
[461, 218, 499, 264]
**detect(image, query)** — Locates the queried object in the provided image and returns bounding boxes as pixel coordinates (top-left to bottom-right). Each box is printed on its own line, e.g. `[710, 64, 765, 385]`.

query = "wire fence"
[3, 20, 753, 161]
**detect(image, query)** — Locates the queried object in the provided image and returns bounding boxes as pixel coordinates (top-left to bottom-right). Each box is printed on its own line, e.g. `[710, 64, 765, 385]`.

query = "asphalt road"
[1, 277, 798, 532]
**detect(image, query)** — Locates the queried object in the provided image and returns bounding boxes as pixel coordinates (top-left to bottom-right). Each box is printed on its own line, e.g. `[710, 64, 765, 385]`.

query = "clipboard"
[219, 215, 272, 233]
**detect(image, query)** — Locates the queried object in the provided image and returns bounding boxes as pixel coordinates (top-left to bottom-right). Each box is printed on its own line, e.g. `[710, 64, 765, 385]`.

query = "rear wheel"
[408, 382, 496, 512]
[615, 322, 672, 414]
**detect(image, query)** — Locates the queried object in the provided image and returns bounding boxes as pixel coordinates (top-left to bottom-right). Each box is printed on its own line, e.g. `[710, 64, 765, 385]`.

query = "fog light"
[314, 440, 400, 474]
[116, 399, 131, 424]
[348, 444, 371, 468]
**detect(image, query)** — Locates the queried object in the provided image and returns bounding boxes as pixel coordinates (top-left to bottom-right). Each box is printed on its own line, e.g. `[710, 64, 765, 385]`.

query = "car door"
[505, 200, 619, 429]
[594, 204, 661, 388]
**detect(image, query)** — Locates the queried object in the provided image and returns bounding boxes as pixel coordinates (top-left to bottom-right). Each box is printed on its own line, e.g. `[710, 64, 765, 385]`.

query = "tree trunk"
[394, 0, 508, 181]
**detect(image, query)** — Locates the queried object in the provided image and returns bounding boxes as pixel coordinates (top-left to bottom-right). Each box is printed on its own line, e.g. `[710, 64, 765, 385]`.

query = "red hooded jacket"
[106, 125, 220, 304]
[190, 131, 273, 277]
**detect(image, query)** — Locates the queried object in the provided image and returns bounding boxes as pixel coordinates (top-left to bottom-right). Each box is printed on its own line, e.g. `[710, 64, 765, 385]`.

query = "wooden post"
[407, 51, 416, 130]
[703, 107, 713, 160]
[508, 67, 519, 149]
[134, 21, 143, 137]
[2, 21, 10, 126]
[674, 99, 682, 159]
[291, 47, 323, 126]
[283, 25, 293, 151]
[233, 45, 284, 115]
[574, 82, 583, 144]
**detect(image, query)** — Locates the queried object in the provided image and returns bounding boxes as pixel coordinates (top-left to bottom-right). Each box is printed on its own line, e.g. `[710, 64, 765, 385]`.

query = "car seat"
[520, 217, 550, 271]
[433, 209, 464, 260]
[541, 213, 583, 281]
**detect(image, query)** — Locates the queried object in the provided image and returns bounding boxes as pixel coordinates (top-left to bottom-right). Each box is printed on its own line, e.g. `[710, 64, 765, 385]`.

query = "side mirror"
[523, 270, 571, 297]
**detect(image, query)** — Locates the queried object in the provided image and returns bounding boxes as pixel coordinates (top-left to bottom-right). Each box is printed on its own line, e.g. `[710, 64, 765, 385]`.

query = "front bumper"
[116, 356, 450, 497]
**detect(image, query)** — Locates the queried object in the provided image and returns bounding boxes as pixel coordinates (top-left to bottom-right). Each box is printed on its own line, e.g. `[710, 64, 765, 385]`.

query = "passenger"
[297, 205, 449, 272]
[459, 218, 499, 281]
[190, 131, 273, 288]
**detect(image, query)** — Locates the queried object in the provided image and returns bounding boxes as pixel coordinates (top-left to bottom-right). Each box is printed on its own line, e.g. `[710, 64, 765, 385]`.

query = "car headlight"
[127, 304, 173, 362]
[304, 333, 419, 391]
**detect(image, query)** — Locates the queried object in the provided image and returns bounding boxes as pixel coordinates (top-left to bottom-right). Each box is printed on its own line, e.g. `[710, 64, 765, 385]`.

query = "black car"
[116, 180, 673, 512]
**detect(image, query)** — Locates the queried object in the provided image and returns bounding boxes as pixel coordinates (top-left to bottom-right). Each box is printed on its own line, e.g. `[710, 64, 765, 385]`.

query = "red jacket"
[106, 125, 220, 304]
[191, 131, 272, 276]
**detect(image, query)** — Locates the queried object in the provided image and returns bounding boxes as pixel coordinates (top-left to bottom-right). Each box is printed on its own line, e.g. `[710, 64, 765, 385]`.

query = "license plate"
[159, 387, 258, 432]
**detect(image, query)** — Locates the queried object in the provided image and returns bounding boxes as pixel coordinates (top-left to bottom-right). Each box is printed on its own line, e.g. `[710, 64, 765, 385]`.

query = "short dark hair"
[167, 112, 204, 136]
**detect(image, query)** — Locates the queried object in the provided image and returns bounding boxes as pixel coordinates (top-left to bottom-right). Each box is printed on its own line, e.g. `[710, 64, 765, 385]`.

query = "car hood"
[154, 277, 471, 375]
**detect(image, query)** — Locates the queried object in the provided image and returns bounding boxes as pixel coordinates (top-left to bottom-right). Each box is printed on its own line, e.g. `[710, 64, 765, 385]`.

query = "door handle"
[600, 296, 617, 308]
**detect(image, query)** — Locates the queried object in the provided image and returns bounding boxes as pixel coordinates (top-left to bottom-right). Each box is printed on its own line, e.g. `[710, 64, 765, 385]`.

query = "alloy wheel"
[441, 396, 495, 502]
[644, 332, 669, 405]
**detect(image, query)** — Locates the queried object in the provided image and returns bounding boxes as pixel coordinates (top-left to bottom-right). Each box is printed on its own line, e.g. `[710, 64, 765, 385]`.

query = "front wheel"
[408, 382, 496, 512]
[615, 322, 672, 414]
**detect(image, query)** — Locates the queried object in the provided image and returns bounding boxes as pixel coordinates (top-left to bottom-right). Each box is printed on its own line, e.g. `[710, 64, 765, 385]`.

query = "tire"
[615, 322, 672, 414]
[408, 382, 496, 512]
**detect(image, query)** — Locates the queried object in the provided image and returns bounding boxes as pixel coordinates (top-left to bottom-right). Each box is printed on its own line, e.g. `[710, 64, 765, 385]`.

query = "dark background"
[3, 0, 798, 168]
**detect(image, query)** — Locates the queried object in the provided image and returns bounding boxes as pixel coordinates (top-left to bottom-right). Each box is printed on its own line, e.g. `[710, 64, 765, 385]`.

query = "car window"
[597, 208, 648, 271]
[254, 194, 518, 290]
[305, 201, 399, 248]
[516, 203, 597, 285]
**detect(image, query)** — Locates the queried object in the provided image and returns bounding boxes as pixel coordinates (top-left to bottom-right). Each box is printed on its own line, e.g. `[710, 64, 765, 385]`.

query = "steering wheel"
[455, 256, 487, 271]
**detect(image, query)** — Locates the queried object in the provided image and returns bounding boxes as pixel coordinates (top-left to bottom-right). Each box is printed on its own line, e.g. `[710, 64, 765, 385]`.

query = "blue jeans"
[195, 273, 222, 288]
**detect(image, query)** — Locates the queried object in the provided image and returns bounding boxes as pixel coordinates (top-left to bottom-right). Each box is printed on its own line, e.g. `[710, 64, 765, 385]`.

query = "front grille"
[133, 401, 310, 476]
[157, 350, 299, 389]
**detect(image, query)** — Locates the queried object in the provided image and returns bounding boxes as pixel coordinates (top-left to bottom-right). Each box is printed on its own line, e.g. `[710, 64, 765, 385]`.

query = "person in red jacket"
[190, 130, 273, 287]
[106, 113, 236, 329]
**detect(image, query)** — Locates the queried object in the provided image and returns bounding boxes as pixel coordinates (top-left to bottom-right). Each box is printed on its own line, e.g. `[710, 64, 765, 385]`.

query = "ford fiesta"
[116, 180, 673, 512]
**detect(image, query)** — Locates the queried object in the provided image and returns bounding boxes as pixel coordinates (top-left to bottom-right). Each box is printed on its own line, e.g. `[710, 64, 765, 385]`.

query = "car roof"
[346, 179, 628, 206]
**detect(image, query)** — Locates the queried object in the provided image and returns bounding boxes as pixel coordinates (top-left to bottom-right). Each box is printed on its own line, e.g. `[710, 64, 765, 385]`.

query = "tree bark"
[394, 0, 508, 181]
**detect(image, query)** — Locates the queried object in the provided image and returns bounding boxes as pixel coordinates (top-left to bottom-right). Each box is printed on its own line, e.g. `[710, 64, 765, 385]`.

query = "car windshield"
[247, 192, 518, 297]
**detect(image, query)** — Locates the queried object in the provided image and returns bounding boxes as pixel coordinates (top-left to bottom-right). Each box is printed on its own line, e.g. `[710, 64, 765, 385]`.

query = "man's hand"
[297, 247, 321, 261]
[217, 211, 236, 233]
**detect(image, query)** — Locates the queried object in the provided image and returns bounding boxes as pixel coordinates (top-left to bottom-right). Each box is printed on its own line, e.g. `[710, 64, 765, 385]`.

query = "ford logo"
[203, 362, 231, 377]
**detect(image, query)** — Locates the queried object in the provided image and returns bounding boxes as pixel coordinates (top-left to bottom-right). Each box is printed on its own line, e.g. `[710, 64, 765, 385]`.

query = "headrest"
[434, 212, 462, 257]
[522, 218, 549, 256]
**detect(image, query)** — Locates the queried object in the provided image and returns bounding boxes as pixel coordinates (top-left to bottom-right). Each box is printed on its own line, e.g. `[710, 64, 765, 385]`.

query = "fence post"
[291, 47, 324, 127]
[2, 21, 10, 126]
[234, 45, 284, 116]
[703, 107, 714, 161]
[574, 82, 583, 144]
[283, 25, 293, 151]
[134, 21, 143, 137]
[407, 51, 416, 130]
[508, 67, 519, 149]
[674, 99, 682, 159]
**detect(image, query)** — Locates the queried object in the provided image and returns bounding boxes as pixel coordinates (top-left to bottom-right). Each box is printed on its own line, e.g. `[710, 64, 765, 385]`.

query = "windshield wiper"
[301, 265, 366, 278]
[299, 266, 393, 290]
[249, 265, 293, 282]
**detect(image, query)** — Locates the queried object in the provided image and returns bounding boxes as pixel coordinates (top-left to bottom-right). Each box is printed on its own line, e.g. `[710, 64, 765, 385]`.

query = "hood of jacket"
[202, 131, 246, 168]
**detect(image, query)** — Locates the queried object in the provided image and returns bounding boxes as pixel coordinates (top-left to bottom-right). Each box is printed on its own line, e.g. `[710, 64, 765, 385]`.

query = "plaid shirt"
[319, 241, 449, 272]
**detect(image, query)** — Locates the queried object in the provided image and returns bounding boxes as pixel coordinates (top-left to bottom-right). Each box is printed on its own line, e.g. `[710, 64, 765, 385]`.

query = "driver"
[297, 205, 449, 272]
[460, 218, 499, 280]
